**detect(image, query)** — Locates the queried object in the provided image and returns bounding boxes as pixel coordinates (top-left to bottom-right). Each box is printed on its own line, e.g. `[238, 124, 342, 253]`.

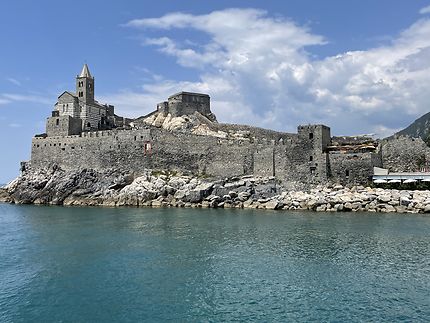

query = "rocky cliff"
[2, 165, 430, 213]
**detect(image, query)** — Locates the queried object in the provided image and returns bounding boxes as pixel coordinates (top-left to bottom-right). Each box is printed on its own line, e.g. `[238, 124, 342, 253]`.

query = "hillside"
[395, 111, 430, 140]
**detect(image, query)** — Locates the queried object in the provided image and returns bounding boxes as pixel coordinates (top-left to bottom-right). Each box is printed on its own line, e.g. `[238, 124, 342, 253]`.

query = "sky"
[1, 0, 430, 183]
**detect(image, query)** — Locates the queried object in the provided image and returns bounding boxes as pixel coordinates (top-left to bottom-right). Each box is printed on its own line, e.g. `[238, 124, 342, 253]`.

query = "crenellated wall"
[31, 122, 386, 186]
[32, 129, 152, 172]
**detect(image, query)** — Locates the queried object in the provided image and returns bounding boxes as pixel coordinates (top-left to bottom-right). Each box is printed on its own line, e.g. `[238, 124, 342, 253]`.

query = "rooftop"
[168, 91, 210, 99]
[78, 64, 92, 78]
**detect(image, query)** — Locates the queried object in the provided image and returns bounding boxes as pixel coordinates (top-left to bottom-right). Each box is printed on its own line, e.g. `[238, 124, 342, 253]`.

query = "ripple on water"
[0, 205, 429, 322]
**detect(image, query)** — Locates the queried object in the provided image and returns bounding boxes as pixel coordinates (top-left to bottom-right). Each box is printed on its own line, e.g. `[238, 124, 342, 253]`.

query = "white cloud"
[119, 9, 430, 137]
[8, 123, 22, 128]
[0, 93, 51, 105]
[0, 98, 11, 105]
[6, 78, 21, 86]
[420, 5, 430, 14]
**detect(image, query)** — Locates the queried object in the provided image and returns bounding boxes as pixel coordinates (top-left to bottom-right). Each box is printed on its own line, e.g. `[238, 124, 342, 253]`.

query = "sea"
[0, 204, 429, 322]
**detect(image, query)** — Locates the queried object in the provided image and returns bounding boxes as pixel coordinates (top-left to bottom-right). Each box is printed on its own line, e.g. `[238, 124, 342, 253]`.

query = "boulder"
[228, 191, 238, 198]
[400, 196, 411, 206]
[264, 199, 282, 210]
[377, 195, 391, 203]
[237, 191, 251, 201]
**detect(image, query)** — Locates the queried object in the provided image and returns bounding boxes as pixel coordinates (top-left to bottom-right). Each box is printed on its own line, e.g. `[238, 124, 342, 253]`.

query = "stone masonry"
[29, 65, 430, 187]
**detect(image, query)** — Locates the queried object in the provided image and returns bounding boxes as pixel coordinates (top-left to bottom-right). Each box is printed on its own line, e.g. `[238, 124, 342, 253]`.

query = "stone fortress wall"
[29, 64, 428, 187]
[31, 121, 382, 186]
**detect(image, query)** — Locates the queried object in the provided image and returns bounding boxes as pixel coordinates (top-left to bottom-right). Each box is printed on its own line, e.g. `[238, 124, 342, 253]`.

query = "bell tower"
[76, 64, 94, 104]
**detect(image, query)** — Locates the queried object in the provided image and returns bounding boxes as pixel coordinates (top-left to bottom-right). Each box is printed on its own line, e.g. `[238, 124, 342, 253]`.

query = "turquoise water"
[0, 204, 429, 322]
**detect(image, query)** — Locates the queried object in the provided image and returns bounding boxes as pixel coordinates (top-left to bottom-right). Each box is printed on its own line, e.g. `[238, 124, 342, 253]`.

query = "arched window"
[56, 119, 59, 126]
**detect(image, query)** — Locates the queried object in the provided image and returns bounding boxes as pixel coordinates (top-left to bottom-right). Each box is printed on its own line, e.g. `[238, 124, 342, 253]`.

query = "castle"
[30, 64, 384, 187]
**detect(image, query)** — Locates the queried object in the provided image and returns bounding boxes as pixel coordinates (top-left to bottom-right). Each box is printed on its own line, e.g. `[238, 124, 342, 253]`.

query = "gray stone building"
[156, 92, 216, 121]
[47, 64, 117, 137]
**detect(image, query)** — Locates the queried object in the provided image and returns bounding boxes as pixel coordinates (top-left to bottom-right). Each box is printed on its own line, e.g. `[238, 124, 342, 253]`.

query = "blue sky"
[1, 0, 430, 183]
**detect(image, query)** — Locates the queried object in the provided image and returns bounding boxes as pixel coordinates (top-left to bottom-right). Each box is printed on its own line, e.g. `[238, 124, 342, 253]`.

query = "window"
[56, 119, 59, 126]
[87, 122, 91, 128]
[309, 133, 314, 139]
[310, 167, 315, 175]
[346, 170, 350, 177]
[309, 156, 313, 161]
[144, 142, 152, 154]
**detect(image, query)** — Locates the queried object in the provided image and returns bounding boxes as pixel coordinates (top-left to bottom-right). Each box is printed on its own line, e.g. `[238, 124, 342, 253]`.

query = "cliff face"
[3, 164, 430, 213]
[0, 164, 283, 207]
[3, 166, 126, 205]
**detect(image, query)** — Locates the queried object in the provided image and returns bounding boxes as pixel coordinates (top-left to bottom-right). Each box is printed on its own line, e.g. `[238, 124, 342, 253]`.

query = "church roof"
[58, 90, 77, 99]
[79, 64, 92, 78]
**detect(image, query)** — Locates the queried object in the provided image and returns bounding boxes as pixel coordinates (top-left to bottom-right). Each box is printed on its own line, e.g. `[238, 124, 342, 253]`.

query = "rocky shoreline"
[1, 166, 430, 214]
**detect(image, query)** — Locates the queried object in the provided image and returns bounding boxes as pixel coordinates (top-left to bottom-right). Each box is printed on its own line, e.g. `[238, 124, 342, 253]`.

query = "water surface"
[0, 204, 429, 322]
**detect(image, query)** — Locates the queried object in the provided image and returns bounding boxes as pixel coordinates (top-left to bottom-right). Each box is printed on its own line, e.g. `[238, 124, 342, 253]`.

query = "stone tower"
[76, 64, 94, 104]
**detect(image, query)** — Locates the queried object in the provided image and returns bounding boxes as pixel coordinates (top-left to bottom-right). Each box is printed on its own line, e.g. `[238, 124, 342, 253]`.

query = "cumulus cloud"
[119, 8, 430, 137]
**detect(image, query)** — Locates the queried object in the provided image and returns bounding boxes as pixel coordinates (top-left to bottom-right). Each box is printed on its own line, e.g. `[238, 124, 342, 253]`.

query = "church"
[47, 64, 123, 136]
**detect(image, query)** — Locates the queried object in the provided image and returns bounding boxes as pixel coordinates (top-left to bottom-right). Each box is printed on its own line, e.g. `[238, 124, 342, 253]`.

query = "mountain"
[395, 111, 430, 141]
